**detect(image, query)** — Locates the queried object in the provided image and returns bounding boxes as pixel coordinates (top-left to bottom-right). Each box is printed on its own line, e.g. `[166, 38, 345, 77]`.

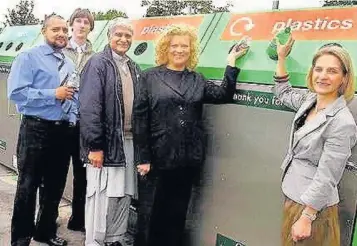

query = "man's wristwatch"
[301, 211, 317, 221]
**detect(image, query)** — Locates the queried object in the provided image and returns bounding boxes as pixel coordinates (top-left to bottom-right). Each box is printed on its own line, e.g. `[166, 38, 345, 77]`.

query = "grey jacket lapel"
[292, 113, 327, 149]
[291, 95, 347, 149]
[293, 94, 316, 123]
[290, 96, 316, 149]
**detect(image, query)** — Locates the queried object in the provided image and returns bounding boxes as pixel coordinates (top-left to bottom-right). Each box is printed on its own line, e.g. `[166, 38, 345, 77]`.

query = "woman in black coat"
[133, 24, 248, 246]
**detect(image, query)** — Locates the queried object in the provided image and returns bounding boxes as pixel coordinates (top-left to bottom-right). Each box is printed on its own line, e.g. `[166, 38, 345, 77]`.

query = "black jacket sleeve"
[79, 57, 106, 151]
[203, 65, 240, 103]
[133, 71, 152, 166]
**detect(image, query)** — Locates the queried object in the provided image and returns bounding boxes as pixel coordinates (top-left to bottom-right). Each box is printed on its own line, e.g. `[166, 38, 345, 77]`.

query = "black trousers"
[134, 167, 198, 246]
[11, 116, 70, 246]
[39, 123, 86, 229]
[67, 123, 86, 228]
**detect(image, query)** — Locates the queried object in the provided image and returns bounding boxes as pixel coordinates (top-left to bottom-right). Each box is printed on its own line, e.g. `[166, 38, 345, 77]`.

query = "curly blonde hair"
[155, 24, 199, 71]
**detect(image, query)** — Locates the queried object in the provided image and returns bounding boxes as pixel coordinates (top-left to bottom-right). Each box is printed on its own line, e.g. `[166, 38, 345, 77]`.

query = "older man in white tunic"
[79, 18, 140, 246]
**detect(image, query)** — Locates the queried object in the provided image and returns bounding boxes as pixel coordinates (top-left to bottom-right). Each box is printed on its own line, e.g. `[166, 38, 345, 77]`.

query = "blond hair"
[306, 46, 355, 102]
[155, 24, 199, 71]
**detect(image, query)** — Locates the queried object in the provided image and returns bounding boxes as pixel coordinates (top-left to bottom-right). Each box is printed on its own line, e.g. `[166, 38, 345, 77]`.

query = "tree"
[5, 0, 40, 26]
[92, 9, 128, 20]
[185, 0, 233, 15]
[141, 0, 233, 17]
[323, 0, 357, 6]
[141, 0, 187, 17]
[41, 12, 57, 24]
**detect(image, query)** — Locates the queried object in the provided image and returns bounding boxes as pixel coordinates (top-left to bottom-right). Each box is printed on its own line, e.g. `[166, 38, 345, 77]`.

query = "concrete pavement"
[0, 164, 134, 246]
[0, 164, 85, 245]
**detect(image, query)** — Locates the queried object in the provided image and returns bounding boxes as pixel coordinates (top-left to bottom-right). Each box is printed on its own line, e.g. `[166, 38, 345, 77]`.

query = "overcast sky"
[0, 0, 323, 24]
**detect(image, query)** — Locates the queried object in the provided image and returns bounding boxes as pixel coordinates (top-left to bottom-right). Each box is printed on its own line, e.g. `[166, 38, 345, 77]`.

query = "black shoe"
[67, 223, 85, 232]
[12, 237, 31, 246]
[34, 236, 68, 246]
[67, 216, 85, 232]
[105, 242, 123, 246]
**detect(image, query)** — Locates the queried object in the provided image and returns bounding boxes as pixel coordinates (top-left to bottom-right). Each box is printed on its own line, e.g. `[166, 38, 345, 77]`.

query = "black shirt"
[164, 67, 185, 89]
[295, 103, 316, 130]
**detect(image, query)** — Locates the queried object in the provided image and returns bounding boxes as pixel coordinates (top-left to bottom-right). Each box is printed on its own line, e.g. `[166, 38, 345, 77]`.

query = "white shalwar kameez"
[85, 137, 136, 246]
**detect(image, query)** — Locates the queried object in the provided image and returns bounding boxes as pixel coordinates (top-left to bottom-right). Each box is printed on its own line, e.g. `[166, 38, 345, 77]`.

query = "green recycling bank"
[1, 6, 357, 246]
